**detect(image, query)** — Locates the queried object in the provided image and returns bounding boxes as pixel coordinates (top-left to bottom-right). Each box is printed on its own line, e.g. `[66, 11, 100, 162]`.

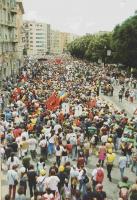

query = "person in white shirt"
[42, 125, 51, 139]
[28, 135, 37, 160]
[55, 144, 63, 167]
[7, 165, 19, 200]
[54, 123, 62, 134]
[21, 129, 29, 140]
[36, 169, 48, 193]
[39, 136, 48, 161]
[7, 153, 20, 170]
[92, 163, 104, 190]
[101, 134, 108, 144]
[46, 170, 60, 194]
[48, 131, 55, 156]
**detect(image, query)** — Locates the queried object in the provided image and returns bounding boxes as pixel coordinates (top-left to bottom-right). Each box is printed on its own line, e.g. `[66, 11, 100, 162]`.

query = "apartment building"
[50, 30, 79, 54]
[23, 20, 79, 56]
[16, 0, 24, 74]
[0, 0, 24, 82]
[50, 29, 62, 54]
[23, 21, 51, 56]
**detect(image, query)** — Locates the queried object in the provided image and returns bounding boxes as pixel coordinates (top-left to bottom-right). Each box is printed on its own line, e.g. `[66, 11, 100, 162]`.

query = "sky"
[23, 0, 137, 35]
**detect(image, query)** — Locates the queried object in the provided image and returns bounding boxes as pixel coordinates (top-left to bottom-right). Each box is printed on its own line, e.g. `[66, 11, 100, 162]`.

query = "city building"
[23, 21, 51, 56]
[50, 29, 62, 54]
[16, 0, 24, 74]
[23, 20, 79, 56]
[0, 0, 24, 83]
[50, 30, 79, 54]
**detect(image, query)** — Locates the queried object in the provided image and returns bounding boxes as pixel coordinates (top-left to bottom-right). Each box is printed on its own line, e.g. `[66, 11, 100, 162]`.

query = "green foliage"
[68, 33, 112, 62]
[111, 14, 137, 67]
[68, 12, 137, 68]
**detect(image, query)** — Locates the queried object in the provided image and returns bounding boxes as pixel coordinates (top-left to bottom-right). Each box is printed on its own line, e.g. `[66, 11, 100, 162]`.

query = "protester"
[106, 149, 115, 182]
[2, 55, 137, 199]
[7, 165, 19, 200]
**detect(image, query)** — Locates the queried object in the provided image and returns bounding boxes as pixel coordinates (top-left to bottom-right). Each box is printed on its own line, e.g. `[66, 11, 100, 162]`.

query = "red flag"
[46, 92, 61, 111]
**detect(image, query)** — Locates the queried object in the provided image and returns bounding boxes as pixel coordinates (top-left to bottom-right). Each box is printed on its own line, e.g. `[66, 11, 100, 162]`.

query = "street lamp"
[104, 46, 111, 67]
[104, 46, 107, 67]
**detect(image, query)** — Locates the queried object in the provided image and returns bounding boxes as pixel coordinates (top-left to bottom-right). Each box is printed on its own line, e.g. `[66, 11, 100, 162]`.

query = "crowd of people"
[0, 55, 137, 200]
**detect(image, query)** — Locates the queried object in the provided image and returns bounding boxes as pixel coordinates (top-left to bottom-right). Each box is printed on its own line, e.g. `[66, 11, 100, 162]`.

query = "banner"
[46, 92, 61, 111]
[62, 103, 69, 114]
[75, 105, 82, 117]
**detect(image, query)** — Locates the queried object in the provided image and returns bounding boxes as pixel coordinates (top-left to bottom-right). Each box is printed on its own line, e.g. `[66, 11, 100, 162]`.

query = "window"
[36, 33, 44, 35]
[36, 37, 45, 39]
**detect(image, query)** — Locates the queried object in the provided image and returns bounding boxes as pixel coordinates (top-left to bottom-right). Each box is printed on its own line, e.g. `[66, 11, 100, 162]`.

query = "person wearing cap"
[36, 169, 47, 195]
[106, 149, 116, 182]
[57, 165, 67, 193]
[105, 137, 114, 153]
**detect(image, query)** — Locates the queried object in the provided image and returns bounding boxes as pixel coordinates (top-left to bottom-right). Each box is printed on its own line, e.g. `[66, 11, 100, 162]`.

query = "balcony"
[2, 4, 7, 10]
[10, 37, 18, 43]
[10, 7, 17, 13]
[7, 21, 16, 28]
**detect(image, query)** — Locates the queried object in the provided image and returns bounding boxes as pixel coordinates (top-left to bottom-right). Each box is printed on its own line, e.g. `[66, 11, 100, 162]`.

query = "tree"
[111, 14, 137, 67]
[68, 33, 112, 63]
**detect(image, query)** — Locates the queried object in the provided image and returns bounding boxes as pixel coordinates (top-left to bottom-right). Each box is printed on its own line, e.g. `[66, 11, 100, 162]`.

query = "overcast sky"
[23, 0, 137, 35]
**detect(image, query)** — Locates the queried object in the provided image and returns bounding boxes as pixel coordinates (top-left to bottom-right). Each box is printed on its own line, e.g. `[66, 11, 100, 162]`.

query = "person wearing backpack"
[96, 164, 104, 185]
[39, 136, 48, 161]
[78, 168, 89, 194]
[37, 157, 46, 176]
[92, 163, 104, 191]
[36, 169, 47, 195]
[106, 149, 115, 182]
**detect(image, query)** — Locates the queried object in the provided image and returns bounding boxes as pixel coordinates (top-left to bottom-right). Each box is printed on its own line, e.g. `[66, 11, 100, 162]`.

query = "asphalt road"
[1, 85, 137, 200]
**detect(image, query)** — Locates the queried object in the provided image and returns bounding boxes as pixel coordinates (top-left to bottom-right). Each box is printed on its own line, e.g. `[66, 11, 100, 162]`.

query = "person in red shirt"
[12, 127, 22, 138]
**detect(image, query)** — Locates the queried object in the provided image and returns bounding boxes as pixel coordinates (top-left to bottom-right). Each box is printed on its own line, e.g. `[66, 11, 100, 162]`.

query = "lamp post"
[104, 46, 107, 67]
[104, 46, 111, 67]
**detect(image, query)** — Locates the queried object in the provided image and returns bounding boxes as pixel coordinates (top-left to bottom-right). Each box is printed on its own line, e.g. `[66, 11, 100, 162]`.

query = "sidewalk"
[100, 85, 137, 118]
